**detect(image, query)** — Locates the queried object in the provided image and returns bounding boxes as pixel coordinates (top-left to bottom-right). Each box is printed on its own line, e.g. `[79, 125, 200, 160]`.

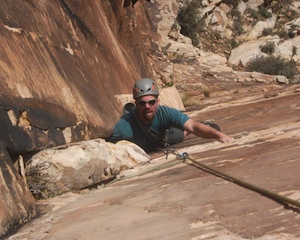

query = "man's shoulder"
[116, 110, 136, 125]
[113, 111, 136, 135]
[158, 105, 175, 111]
[157, 105, 189, 125]
[157, 105, 182, 115]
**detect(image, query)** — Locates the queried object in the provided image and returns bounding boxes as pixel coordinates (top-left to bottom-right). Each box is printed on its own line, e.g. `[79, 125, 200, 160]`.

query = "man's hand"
[218, 134, 234, 143]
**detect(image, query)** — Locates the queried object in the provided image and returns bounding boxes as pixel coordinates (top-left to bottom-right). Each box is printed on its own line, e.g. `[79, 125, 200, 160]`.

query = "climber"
[109, 78, 233, 153]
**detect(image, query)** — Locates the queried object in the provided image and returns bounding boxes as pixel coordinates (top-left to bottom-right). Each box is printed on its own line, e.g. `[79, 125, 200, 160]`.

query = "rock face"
[26, 139, 150, 197]
[7, 85, 300, 240]
[0, 0, 157, 151]
[1, 0, 300, 237]
[0, 0, 156, 237]
[0, 143, 36, 236]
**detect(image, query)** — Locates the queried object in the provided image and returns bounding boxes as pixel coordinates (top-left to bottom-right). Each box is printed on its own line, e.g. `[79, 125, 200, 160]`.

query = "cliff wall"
[0, 0, 158, 236]
[0, 0, 157, 153]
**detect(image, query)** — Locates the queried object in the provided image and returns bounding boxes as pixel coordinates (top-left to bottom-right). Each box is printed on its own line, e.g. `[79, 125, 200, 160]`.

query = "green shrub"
[181, 93, 201, 107]
[203, 88, 211, 98]
[229, 9, 242, 20]
[258, 6, 272, 18]
[245, 8, 259, 20]
[292, 45, 298, 59]
[246, 55, 297, 79]
[233, 20, 243, 35]
[230, 38, 239, 48]
[283, 8, 296, 20]
[260, 42, 275, 55]
[223, 0, 241, 8]
[274, 29, 289, 39]
[262, 27, 273, 36]
[263, 0, 293, 14]
[177, 0, 203, 46]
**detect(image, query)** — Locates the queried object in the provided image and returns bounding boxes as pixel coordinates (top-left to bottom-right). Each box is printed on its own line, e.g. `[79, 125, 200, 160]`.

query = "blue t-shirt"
[110, 106, 189, 152]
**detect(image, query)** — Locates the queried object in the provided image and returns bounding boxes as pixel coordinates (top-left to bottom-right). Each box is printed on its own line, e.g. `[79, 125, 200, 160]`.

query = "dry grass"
[180, 93, 202, 107]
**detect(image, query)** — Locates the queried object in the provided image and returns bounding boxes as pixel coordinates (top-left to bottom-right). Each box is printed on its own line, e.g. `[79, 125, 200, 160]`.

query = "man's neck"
[140, 117, 152, 127]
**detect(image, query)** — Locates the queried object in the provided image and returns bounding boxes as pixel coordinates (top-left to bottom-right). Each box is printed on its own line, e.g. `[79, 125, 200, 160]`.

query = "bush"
[283, 8, 296, 20]
[233, 20, 243, 35]
[230, 38, 239, 48]
[263, 0, 293, 14]
[177, 0, 203, 46]
[229, 9, 242, 20]
[223, 0, 241, 8]
[260, 42, 275, 55]
[246, 55, 297, 79]
[274, 29, 289, 39]
[258, 6, 272, 18]
[262, 27, 273, 36]
[245, 8, 259, 21]
[181, 93, 201, 107]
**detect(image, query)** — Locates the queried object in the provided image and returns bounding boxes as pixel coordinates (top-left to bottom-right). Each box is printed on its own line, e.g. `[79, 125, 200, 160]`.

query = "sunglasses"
[137, 99, 157, 106]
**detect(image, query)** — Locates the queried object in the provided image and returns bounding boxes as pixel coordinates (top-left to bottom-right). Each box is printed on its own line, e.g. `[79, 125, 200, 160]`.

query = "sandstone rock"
[197, 52, 227, 66]
[251, 71, 262, 79]
[2, 0, 300, 237]
[114, 86, 185, 112]
[159, 86, 185, 111]
[276, 75, 289, 84]
[277, 37, 300, 60]
[0, 143, 36, 238]
[165, 40, 200, 59]
[244, 0, 264, 10]
[0, 0, 159, 153]
[237, 0, 247, 15]
[25, 139, 150, 196]
[153, 0, 179, 41]
[0, 1, 158, 234]
[228, 40, 265, 66]
[238, 15, 277, 41]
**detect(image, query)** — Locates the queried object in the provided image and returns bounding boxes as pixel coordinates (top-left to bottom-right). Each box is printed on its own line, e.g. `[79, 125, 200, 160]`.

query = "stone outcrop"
[0, 0, 156, 237]
[25, 139, 150, 197]
[0, 0, 157, 152]
[228, 35, 300, 67]
[7, 82, 300, 240]
[0, 143, 35, 236]
[1, 0, 300, 237]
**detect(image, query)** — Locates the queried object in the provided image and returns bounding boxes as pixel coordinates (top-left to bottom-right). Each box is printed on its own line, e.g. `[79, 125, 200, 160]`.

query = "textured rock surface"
[26, 139, 150, 196]
[0, 0, 156, 153]
[0, 1, 156, 237]
[7, 85, 300, 240]
[0, 144, 35, 237]
[2, 0, 300, 238]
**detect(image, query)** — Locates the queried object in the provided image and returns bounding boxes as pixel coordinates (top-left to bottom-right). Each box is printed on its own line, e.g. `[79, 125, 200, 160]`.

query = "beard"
[143, 111, 154, 121]
[138, 109, 155, 124]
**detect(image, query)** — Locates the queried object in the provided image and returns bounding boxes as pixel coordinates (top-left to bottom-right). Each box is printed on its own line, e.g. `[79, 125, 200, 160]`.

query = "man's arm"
[183, 119, 234, 143]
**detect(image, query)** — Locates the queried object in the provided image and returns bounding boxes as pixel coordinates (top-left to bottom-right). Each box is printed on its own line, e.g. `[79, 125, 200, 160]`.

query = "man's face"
[135, 95, 159, 124]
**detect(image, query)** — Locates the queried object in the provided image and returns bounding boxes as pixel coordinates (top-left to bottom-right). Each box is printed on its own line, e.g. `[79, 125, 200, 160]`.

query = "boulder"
[238, 15, 277, 41]
[25, 139, 150, 196]
[276, 75, 289, 84]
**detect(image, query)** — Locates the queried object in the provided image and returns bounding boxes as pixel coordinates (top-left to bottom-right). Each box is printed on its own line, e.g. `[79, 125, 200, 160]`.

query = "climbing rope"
[162, 148, 300, 209]
[102, 147, 300, 210]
